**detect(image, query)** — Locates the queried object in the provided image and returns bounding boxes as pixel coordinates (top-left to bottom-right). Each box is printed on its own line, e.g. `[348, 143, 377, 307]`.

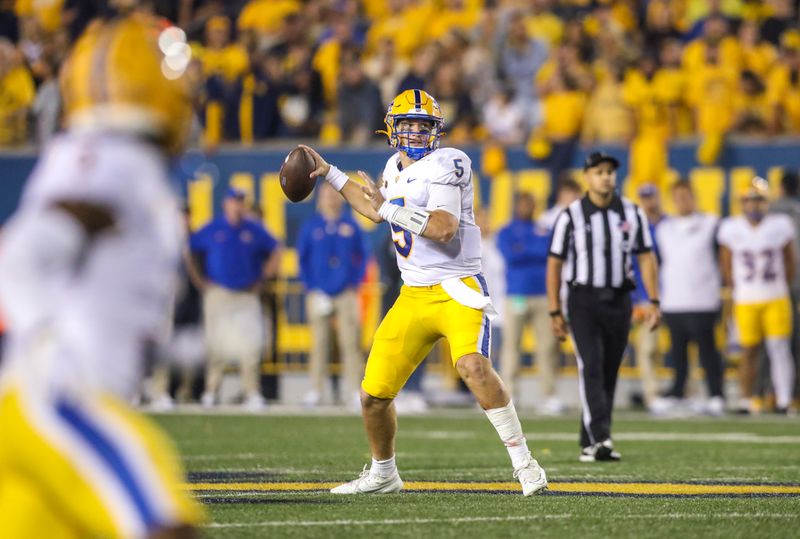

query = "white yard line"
[206, 513, 800, 528]
[364, 430, 800, 444]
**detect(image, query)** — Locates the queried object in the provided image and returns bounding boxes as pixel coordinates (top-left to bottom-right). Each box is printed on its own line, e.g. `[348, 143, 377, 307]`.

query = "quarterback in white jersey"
[718, 178, 796, 413]
[300, 89, 547, 497]
[378, 145, 482, 285]
[0, 14, 202, 538]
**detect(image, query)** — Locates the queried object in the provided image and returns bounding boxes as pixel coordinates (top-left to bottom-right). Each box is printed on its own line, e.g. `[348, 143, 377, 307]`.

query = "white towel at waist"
[441, 276, 498, 321]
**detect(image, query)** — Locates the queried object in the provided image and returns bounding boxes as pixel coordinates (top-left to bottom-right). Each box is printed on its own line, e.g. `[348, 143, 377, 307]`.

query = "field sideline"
[153, 411, 800, 538]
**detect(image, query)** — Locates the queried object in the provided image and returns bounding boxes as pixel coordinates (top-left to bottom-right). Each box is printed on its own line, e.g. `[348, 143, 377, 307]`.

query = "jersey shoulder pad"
[427, 147, 472, 186]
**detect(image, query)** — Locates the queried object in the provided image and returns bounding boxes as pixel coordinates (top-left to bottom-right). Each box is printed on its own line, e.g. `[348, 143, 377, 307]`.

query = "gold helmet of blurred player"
[60, 11, 193, 154]
[741, 176, 770, 201]
[382, 89, 444, 160]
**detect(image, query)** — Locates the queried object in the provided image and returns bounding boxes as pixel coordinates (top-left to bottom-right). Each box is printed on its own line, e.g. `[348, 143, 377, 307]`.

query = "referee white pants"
[203, 285, 265, 397]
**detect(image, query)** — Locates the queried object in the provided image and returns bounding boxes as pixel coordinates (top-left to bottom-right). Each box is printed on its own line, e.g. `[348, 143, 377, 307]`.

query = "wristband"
[378, 201, 399, 222]
[325, 165, 349, 192]
[649, 299, 660, 306]
[548, 309, 562, 317]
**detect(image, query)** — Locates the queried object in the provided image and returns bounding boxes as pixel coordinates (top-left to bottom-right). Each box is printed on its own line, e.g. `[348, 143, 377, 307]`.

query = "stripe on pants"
[56, 400, 161, 532]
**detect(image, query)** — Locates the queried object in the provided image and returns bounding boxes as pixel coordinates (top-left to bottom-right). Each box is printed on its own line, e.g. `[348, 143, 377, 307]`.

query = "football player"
[0, 10, 204, 539]
[718, 178, 797, 414]
[300, 89, 547, 496]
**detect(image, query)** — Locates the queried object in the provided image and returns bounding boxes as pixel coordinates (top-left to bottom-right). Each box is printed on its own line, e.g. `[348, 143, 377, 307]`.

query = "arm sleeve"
[632, 206, 653, 254]
[548, 211, 573, 259]
[426, 182, 462, 219]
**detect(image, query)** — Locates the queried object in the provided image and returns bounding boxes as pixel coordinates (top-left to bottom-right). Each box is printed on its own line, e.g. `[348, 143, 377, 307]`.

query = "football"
[279, 146, 317, 202]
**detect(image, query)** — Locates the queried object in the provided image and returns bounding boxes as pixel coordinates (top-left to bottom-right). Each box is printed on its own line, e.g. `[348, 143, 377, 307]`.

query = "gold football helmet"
[60, 13, 193, 154]
[382, 89, 444, 160]
[741, 176, 770, 200]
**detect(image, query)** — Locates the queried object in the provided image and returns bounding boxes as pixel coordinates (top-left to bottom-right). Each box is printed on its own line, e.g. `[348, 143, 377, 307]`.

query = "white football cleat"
[330, 465, 404, 494]
[150, 394, 175, 412]
[513, 456, 548, 496]
[200, 391, 216, 409]
[243, 392, 267, 412]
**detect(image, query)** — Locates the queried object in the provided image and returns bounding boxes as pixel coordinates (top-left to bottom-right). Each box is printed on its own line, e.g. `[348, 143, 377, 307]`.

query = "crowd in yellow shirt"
[1, 0, 800, 158]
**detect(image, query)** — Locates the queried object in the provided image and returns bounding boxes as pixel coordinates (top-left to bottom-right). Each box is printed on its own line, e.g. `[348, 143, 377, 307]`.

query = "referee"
[546, 152, 661, 462]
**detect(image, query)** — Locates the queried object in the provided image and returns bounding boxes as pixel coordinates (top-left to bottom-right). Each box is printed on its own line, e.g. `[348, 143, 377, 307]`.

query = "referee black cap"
[584, 152, 620, 171]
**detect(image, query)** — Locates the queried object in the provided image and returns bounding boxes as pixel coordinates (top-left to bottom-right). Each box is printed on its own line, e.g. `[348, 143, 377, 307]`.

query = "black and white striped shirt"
[549, 195, 653, 290]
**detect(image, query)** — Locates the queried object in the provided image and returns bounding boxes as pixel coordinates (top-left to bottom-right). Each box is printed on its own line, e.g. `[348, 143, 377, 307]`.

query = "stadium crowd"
[1, 0, 800, 166]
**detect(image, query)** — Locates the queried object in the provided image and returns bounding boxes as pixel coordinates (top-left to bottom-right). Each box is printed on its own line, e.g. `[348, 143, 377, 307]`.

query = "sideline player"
[718, 179, 797, 414]
[299, 89, 547, 496]
[0, 11, 204, 538]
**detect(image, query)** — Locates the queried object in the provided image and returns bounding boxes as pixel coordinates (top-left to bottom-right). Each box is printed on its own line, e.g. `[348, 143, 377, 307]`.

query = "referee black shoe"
[579, 439, 621, 462]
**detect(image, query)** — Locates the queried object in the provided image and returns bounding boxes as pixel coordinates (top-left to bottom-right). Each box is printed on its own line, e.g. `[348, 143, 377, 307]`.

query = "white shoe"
[706, 396, 725, 416]
[540, 396, 565, 416]
[243, 392, 267, 412]
[151, 394, 175, 412]
[200, 392, 216, 409]
[513, 456, 548, 496]
[330, 465, 403, 494]
[649, 396, 678, 416]
[394, 391, 428, 415]
[302, 390, 322, 408]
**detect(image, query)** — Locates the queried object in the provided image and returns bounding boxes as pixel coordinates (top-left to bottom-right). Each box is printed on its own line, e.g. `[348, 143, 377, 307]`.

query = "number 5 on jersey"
[390, 197, 413, 257]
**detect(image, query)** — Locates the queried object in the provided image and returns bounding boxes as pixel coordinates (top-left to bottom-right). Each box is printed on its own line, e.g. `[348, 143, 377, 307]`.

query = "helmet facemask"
[389, 115, 442, 160]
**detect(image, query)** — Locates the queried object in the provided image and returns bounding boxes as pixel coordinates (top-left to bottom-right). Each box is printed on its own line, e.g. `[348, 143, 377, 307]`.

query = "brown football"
[279, 146, 317, 202]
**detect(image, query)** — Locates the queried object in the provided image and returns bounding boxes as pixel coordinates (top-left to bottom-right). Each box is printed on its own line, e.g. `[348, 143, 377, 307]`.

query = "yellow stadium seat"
[188, 173, 213, 231]
[230, 172, 255, 204]
[660, 169, 681, 214]
[489, 171, 514, 230]
[728, 167, 757, 216]
[261, 173, 286, 239]
[515, 169, 552, 219]
[689, 167, 725, 216]
[768, 166, 784, 198]
[280, 248, 298, 278]
[521, 327, 535, 355]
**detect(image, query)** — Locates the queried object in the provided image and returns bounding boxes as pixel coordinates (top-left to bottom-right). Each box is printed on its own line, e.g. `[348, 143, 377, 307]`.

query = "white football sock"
[765, 337, 795, 409]
[485, 400, 531, 469]
[370, 456, 396, 477]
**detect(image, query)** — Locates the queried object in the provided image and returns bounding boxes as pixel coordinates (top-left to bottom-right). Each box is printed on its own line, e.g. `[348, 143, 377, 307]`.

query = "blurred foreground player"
[0, 11, 204, 538]
[718, 179, 797, 414]
[300, 89, 547, 496]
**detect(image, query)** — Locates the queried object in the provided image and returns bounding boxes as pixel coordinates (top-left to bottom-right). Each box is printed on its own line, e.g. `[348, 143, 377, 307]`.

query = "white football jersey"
[379, 147, 482, 286]
[0, 132, 182, 398]
[717, 214, 795, 303]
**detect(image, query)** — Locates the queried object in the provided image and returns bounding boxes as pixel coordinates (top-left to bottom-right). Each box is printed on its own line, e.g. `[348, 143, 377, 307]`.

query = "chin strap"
[378, 201, 430, 236]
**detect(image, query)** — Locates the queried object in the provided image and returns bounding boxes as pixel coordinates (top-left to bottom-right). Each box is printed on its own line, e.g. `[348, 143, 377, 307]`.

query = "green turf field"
[155, 411, 800, 538]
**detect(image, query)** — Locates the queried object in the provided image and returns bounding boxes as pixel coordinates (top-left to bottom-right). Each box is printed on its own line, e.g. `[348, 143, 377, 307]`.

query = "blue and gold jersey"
[379, 147, 482, 286]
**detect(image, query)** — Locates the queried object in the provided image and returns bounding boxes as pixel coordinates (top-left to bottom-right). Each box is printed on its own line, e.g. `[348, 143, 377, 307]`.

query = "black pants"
[568, 286, 632, 448]
[663, 312, 724, 399]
